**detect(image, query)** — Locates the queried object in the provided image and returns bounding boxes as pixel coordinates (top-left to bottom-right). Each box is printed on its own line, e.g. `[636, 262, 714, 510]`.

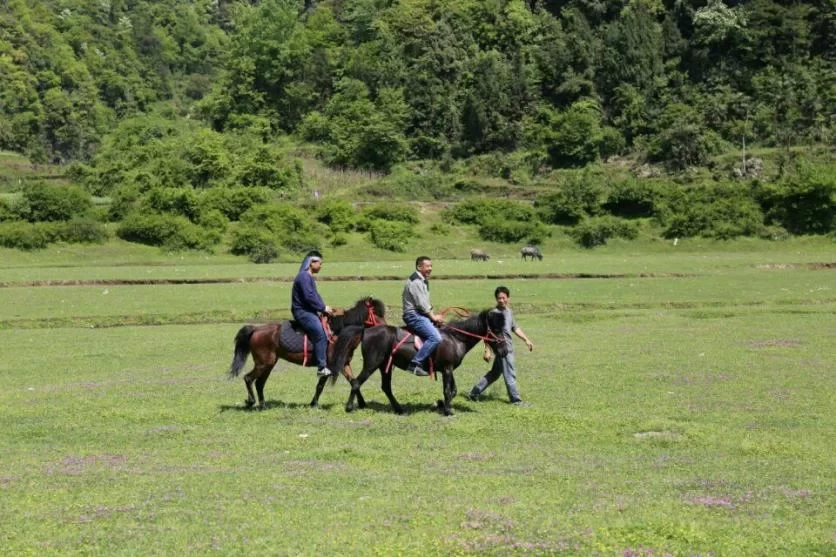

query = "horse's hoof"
[244, 399, 255, 408]
[309, 402, 319, 409]
[345, 405, 354, 413]
[436, 400, 445, 409]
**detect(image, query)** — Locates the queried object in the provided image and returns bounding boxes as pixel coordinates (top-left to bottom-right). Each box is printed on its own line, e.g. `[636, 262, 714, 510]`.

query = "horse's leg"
[379, 366, 404, 415]
[437, 370, 454, 416]
[346, 365, 375, 413]
[449, 373, 458, 399]
[254, 363, 275, 410]
[243, 367, 257, 408]
[352, 365, 368, 409]
[310, 374, 329, 408]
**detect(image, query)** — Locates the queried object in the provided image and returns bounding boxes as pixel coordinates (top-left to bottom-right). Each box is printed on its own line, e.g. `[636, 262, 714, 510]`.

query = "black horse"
[330, 309, 508, 416]
[228, 297, 386, 410]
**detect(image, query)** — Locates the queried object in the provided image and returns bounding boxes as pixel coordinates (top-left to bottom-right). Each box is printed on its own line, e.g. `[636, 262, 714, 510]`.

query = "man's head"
[306, 250, 323, 274]
[494, 286, 510, 309]
[415, 256, 433, 279]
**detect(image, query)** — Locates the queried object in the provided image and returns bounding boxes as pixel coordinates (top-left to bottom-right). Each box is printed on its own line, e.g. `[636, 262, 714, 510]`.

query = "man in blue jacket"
[292, 250, 334, 377]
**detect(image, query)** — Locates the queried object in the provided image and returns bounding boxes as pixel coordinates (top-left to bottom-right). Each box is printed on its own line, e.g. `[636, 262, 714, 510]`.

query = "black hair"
[415, 256, 431, 268]
[307, 250, 323, 259]
[495, 286, 510, 298]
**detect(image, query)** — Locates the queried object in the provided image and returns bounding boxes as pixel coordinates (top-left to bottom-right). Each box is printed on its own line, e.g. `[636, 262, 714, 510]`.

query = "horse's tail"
[330, 324, 365, 385]
[228, 325, 256, 379]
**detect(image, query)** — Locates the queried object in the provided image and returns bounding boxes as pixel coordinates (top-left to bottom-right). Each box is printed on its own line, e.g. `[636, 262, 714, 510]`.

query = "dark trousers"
[293, 310, 328, 370]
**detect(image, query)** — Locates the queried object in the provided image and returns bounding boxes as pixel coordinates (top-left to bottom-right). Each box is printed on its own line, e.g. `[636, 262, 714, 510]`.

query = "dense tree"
[0, 0, 830, 177]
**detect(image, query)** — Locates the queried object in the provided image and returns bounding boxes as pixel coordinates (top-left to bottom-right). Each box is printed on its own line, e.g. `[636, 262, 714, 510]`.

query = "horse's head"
[484, 310, 509, 357]
[345, 296, 387, 327]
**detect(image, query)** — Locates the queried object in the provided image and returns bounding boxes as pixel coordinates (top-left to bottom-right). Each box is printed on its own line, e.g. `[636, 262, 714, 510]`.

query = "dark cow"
[470, 249, 490, 262]
[520, 246, 543, 261]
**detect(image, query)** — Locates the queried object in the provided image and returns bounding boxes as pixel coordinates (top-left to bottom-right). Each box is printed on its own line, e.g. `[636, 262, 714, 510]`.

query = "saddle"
[280, 317, 335, 363]
[280, 320, 308, 354]
[401, 326, 424, 351]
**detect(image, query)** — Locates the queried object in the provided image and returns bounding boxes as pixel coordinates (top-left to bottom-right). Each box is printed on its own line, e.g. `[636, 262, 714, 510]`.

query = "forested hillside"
[0, 0, 833, 255]
[2, 0, 832, 166]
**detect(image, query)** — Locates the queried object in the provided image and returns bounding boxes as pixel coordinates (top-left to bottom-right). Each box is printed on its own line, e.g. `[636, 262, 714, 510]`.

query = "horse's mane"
[332, 297, 386, 329]
[443, 309, 492, 337]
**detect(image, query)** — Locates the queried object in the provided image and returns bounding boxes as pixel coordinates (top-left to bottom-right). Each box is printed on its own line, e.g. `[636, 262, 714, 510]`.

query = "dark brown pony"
[330, 309, 508, 416]
[228, 297, 386, 409]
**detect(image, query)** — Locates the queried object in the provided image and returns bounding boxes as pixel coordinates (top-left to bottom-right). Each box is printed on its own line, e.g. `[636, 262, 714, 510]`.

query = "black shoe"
[406, 363, 429, 376]
[464, 391, 480, 402]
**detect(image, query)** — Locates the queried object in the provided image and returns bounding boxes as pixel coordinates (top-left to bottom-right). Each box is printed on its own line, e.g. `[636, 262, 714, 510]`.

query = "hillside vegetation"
[0, 0, 833, 257]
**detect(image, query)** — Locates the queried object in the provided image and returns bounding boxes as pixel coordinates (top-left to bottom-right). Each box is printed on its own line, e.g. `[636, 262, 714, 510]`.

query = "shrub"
[367, 219, 411, 252]
[443, 198, 537, 226]
[17, 182, 92, 222]
[646, 104, 726, 170]
[234, 146, 302, 190]
[230, 225, 279, 262]
[0, 197, 16, 222]
[200, 187, 272, 221]
[317, 199, 356, 233]
[660, 183, 764, 239]
[757, 225, 790, 241]
[603, 179, 659, 218]
[330, 233, 348, 247]
[239, 204, 323, 253]
[197, 209, 228, 233]
[54, 218, 110, 244]
[0, 221, 54, 250]
[479, 219, 551, 244]
[117, 213, 219, 250]
[570, 216, 639, 248]
[535, 173, 605, 225]
[757, 168, 835, 235]
[249, 243, 279, 264]
[107, 184, 142, 221]
[139, 187, 201, 221]
[362, 203, 419, 225]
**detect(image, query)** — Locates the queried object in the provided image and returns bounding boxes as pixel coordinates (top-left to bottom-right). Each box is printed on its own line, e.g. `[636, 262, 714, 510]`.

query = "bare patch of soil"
[748, 339, 803, 349]
[45, 454, 130, 476]
[756, 262, 835, 270]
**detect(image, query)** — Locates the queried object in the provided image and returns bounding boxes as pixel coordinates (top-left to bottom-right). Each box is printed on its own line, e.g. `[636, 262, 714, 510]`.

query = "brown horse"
[228, 297, 386, 409]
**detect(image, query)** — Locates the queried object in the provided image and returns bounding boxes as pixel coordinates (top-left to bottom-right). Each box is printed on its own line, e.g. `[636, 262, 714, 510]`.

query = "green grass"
[0, 244, 834, 555]
[0, 150, 68, 192]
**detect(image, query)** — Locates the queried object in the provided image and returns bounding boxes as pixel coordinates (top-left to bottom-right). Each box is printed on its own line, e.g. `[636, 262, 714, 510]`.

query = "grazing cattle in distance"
[470, 249, 490, 262]
[520, 246, 543, 261]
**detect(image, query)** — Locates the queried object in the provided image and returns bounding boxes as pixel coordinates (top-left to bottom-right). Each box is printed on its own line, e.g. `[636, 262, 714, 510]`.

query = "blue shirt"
[291, 271, 326, 314]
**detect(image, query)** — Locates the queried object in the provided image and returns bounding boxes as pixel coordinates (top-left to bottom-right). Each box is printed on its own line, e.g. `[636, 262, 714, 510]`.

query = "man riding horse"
[402, 256, 444, 376]
[291, 250, 334, 377]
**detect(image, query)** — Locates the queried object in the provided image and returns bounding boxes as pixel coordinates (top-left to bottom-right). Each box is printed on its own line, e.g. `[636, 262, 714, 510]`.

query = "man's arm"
[514, 327, 534, 351]
[301, 274, 327, 313]
[409, 281, 443, 323]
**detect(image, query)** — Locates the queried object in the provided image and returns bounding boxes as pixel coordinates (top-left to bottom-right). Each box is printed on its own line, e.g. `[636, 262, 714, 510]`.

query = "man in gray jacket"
[402, 256, 444, 376]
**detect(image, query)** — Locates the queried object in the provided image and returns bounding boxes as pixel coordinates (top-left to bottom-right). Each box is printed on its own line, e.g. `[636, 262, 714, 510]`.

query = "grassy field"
[1, 242, 834, 555]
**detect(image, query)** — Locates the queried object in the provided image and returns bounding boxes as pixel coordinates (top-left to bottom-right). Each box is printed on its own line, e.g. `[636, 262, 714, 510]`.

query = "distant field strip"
[0, 272, 699, 288]
[3, 300, 834, 331]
